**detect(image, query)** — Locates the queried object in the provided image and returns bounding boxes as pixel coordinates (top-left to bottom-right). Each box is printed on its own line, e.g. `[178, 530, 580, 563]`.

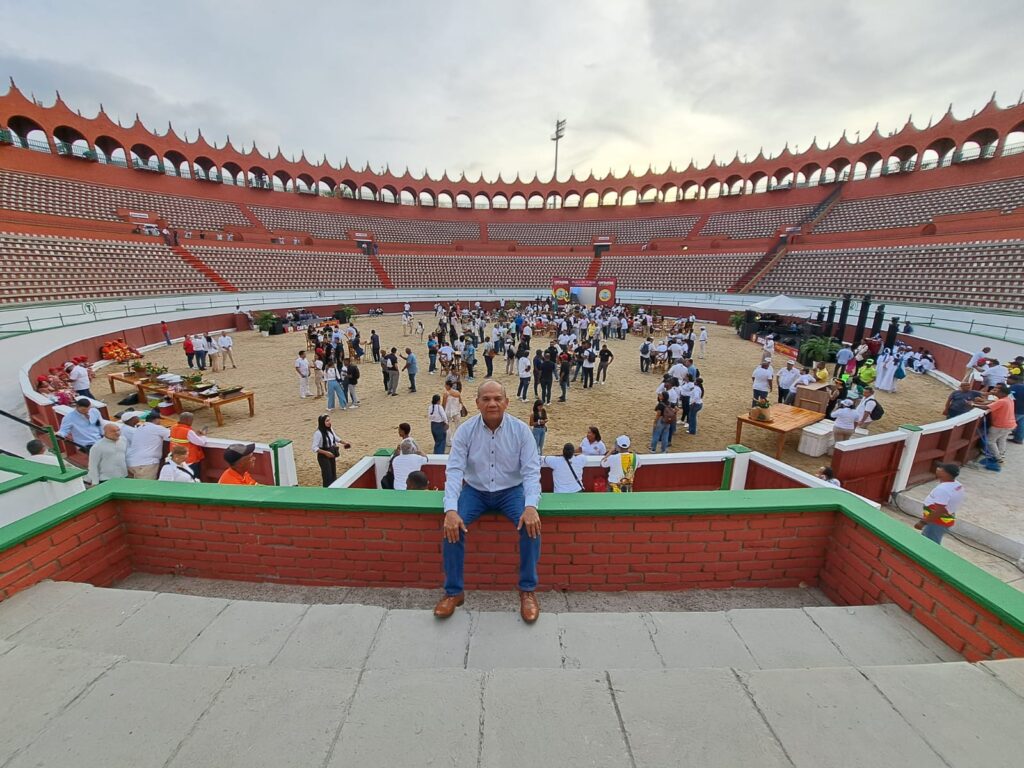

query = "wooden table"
[107, 371, 150, 394]
[735, 404, 825, 459]
[171, 389, 255, 427]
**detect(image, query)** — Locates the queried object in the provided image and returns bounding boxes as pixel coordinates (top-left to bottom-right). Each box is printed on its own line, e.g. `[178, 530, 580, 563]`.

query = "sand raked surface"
[104, 314, 953, 487]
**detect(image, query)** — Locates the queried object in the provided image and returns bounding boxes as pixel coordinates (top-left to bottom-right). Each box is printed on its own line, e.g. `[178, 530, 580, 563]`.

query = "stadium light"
[550, 119, 566, 208]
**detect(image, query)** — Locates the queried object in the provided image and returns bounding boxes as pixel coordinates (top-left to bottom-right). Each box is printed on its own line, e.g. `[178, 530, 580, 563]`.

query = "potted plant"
[799, 336, 840, 367]
[749, 397, 773, 422]
[729, 312, 745, 333]
[337, 305, 358, 322]
[255, 311, 277, 337]
[143, 362, 168, 377]
[126, 360, 145, 376]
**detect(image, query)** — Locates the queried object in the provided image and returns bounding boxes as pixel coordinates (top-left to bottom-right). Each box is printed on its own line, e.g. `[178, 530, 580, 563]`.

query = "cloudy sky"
[1, 0, 1021, 182]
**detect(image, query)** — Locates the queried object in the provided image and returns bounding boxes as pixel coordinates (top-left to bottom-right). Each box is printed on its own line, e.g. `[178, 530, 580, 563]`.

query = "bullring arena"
[2, 44, 1024, 767]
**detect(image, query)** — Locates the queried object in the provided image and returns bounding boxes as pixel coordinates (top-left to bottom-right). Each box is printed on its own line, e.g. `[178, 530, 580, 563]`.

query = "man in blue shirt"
[402, 347, 418, 393]
[834, 342, 854, 377]
[436, 380, 543, 623]
[55, 398, 104, 453]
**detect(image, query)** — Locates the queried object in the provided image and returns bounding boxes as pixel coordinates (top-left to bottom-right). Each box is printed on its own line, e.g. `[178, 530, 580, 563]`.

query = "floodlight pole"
[550, 119, 566, 208]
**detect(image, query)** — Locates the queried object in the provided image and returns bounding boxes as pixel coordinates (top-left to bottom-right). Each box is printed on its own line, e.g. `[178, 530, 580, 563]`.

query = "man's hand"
[517, 506, 541, 538]
[444, 510, 467, 543]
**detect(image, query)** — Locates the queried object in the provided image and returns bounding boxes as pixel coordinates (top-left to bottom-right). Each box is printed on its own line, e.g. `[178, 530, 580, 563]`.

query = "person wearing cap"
[87, 423, 128, 485]
[829, 399, 859, 455]
[169, 412, 207, 480]
[914, 463, 964, 545]
[121, 411, 170, 480]
[834, 342, 854, 378]
[159, 444, 200, 483]
[65, 360, 94, 399]
[436, 380, 542, 623]
[777, 360, 800, 405]
[219, 443, 259, 485]
[56, 398, 104, 453]
[751, 361, 774, 406]
[601, 435, 639, 492]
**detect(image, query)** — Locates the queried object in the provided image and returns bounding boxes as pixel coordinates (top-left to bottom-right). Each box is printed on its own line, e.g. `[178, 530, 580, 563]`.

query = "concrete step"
[0, 581, 959, 671]
[0, 634, 1021, 767]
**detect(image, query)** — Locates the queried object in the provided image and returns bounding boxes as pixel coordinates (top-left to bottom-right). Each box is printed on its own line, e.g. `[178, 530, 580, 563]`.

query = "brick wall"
[0, 501, 130, 600]
[820, 515, 1024, 661]
[118, 500, 833, 592]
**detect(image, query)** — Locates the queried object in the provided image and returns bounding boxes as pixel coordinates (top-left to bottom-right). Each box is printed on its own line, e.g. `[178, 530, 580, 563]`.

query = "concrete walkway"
[5, 581, 1024, 767]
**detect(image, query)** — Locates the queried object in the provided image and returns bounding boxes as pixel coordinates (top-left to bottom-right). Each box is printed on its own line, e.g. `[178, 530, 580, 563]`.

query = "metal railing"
[0, 409, 68, 472]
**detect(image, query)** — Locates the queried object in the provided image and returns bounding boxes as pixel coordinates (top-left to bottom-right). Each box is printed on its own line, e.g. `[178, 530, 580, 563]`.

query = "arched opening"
[921, 138, 955, 170]
[509, 193, 527, 210]
[527, 193, 545, 209]
[247, 166, 271, 189]
[681, 181, 700, 200]
[600, 189, 619, 206]
[379, 187, 397, 204]
[639, 186, 659, 203]
[661, 183, 679, 202]
[798, 163, 821, 187]
[130, 143, 160, 171]
[94, 135, 127, 166]
[437, 191, 454, 208]
[358, 183, 378, 202]
[296, 174, 315, 194]
[884, 145, 918, 174]
[272, 170, 292, 192]
[6, 116, 50, 151]
[317, 178, 337, 196]
[824, 157, 851, 183]
[855, 152, 883, 179]
[400, 187, 417, 206]
[455, 192, 472, 209]
[724, 175, 744, 196]
[702, 179, 722, 199]
[53, 125, 91, 159]
[163, 150, 189, 177]
[1001, 124, 1024, 156]
[962, 128, 999, 161]
[620, 188, 638, 206]
[419, 189, 436, 207]
[339, 180, 357, 199]
[581, 190, 599, 208]
[770, 168, 793, 190]
[545, 192, 563, 209]
[474, 193, 491, 209]
[492, 193, 510, 209]
[563, 192, 581, 208]
[222, 162, 245, 186]
[193, 156, 217, 181]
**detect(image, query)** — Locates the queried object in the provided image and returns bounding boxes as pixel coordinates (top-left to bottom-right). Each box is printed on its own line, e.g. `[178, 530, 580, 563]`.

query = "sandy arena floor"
[102, 314, 953, 486]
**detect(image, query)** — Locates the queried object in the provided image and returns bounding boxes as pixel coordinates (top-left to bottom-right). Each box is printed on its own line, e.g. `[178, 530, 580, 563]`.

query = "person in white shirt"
[668, 361, 688, 382]
[578, 426, 606, 456]
[982, 360, 1009, 389]
[965, 346, 991, 376]
[669, 341, 684, 363]
[219, 331, 237, 368]
[856, 386, 879, 429]
[25, 439, 61, 466]
[87, 423, 128, 485]
[601, 435, 639, 492]
[392, 438, 429, 490]
[192, 334, 208, 370]
[428, 394, 449, 454]
[829, 399, 858, 455]
[543, 443, 587, 493]
[751, 362, 774, 406]
[762, 335, 775, 360]
[295, 350, 311, 398]
[206, 334, 221, 372]
[516, 352, 533, 401]
[159, 444, 200, 483]
[698, 327, 708, 359]
[915, 463, 965, 546]
[312, 413, 351, 487]
[777, 361, 801, 404]
[64, 361, 95, 399]
[120, 412, 170, 479]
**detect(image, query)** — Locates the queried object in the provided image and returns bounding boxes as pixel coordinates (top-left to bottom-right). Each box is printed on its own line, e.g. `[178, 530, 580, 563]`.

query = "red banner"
[551, 278, 571, 303]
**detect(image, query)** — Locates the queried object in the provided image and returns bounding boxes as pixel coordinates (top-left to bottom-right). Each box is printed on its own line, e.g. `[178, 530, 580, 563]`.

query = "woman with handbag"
[543, 442, 587, 493]
[428, 394, 449, 454]
[312, 414, 350, 487]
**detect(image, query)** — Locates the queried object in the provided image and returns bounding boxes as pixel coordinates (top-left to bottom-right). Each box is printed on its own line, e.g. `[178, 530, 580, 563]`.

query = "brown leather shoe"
[519, 591, 540, 624]
[433, 593, 465, 619]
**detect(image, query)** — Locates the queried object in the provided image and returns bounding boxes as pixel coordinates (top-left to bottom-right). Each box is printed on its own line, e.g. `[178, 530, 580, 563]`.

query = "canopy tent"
[747, 295, 816, 315]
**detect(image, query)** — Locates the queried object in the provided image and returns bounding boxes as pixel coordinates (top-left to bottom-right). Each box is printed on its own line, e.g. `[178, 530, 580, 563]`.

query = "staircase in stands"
[729, 183, 847, 294]
[171, 246, 239, 292]
[367, 253, 394, 288]
[586, 255, 602, 280]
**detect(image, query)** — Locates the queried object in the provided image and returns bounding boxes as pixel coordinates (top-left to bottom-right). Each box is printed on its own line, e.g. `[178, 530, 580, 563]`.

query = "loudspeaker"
[333, 309, 347, 321]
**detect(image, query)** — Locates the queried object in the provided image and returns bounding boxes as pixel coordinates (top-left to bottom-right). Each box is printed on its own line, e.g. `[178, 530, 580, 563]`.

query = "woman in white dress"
[875, 349, 898, 392]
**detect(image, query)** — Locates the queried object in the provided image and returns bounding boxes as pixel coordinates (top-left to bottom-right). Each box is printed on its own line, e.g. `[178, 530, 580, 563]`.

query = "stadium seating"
[814, 177, 1024, 233]
[186, 245, 383, 292]
[486, 215, 700, 246]
[699, 204, 813, 239]
[379, 254, 592, 288]
[596, 252, 763, 291]
[0, 169, 249, 230]
[753, 240, 1024, 311]
[250, 205, 479, 244]
[0, 232, 218, 303]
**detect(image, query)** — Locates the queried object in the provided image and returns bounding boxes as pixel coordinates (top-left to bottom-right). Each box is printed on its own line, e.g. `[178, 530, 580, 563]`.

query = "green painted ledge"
[0, 455, 87, 497]
[1, 479, 1022, 635]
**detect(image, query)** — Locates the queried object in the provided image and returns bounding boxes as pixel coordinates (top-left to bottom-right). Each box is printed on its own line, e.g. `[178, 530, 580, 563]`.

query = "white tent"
[747, 295, 816, 315]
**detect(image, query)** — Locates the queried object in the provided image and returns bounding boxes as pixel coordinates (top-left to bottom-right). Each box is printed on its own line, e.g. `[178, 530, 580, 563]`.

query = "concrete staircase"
[171, 245, 238, 292]
[586, 255, 602, 280]
[367, 253, 394, 289]
[1, 581, 1022, 767]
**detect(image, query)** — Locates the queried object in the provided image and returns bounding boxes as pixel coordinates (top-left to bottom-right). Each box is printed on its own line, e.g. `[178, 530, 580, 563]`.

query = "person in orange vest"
[219, 443, 259, 485]
[169, 412, 207, 480]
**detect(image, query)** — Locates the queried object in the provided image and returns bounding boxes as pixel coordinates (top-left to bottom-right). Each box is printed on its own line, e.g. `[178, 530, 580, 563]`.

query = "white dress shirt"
[87, 437, 128, 484]
[517, 357, 532, 378]
[125, 422, 170, 466]
[443, 414, 541, 511]
[68, 364, 91, 390]
[579, 438, 606, 456]
[543, 454, 586, 493]
[159, 460, 199, 483]
[778, 367, 801, 391]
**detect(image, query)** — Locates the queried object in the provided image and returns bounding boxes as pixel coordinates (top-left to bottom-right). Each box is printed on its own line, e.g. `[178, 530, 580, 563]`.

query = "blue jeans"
[532, 426, 547, 453]
[517, 377, 531, 400]
[752, 388, 767, 406]
[687, 402, 702, 434]
[443, 484, 540, 595]
[327, 380, 347, 409]
[428, 352, 437, 372]
[347, 384, 359, 405]
[921, 523, 947, 545]
[75, 388, 96, 400]
[651, 421, 671, 452]
[195, 351, 207, 370]
[431, 421, 447, 454]
[559, 379, 568, 400]
[1012, 413, 1024, 442]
